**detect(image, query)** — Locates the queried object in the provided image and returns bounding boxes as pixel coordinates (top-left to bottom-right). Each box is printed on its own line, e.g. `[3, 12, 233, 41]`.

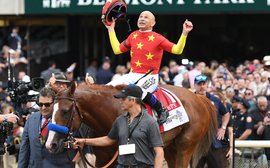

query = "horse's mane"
[77, 82, 126, 92]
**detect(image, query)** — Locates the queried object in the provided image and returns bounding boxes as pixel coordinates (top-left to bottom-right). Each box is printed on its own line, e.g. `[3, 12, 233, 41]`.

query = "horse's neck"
[76, 88, 121, 133]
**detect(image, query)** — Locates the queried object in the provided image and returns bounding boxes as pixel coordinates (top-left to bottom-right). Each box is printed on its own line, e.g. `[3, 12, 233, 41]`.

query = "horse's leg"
[164, 136, 197, 168]
[175, 141, 197, 168]
[164, 143, 177, 167]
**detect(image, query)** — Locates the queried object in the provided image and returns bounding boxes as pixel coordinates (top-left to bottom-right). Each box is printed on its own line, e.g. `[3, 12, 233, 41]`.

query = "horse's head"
[45, 82, 81, 153]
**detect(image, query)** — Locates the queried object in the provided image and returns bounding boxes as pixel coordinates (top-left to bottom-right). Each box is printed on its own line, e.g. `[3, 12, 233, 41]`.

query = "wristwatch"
[221, 125, 226, 130]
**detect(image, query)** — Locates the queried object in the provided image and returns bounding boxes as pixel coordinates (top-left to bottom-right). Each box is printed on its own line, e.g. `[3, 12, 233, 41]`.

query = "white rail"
[235, 140, 270, 148]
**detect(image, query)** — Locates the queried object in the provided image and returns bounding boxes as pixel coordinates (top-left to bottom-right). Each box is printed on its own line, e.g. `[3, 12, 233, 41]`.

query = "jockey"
[103, 10, 193, 124]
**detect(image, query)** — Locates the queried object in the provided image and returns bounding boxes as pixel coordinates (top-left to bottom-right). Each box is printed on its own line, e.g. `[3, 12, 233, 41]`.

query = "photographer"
[212, 65, 234, 82]
[0, 103, 21, 168]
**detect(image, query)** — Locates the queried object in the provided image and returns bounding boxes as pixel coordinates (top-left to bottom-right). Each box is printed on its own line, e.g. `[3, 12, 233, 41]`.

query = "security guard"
[234, 99, 253, 140]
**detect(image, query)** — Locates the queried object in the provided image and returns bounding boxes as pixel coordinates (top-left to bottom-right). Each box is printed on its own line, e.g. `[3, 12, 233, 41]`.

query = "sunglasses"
[245, 92, 252, 96]
[195, 75, 207, 83]
[37, 102, 53, 107]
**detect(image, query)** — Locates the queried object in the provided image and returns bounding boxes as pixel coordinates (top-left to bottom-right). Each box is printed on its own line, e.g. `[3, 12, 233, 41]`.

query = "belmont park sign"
[25, 0, 270, 14]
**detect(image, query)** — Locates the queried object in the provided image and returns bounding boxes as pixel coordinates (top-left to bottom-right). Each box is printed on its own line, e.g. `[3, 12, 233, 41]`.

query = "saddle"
[144, 87, 189, 133]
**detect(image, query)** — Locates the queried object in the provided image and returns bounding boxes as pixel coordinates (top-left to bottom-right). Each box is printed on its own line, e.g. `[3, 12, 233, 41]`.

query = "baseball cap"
[240, 99, 250, 109]
[114, 85, 142, 99]
[54, 72, 70, 83]
[232, 95, 242, 103]
[103, 56, 111, 63]
[194, 74, 207, 84]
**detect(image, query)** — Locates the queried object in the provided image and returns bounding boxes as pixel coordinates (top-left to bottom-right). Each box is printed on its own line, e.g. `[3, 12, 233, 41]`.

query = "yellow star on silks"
[132, 33, 138, 39]
[135, 60, 142, 67]
[137, 42, 143, 49]
[146, 52, 154, 60]
[148, 34, 155, 41]
[130, 50, 133, 57]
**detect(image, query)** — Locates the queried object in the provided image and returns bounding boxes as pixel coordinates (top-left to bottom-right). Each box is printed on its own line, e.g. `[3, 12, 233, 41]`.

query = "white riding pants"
[107, 72, 159, 99]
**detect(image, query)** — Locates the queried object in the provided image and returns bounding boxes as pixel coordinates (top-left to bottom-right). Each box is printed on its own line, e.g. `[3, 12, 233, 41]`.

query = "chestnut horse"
[46, 82, 217, 168]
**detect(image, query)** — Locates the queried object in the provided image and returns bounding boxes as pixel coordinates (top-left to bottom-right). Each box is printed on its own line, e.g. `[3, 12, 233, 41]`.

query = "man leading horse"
[73, 85, 164, 168]
[103, 10, 193, 124]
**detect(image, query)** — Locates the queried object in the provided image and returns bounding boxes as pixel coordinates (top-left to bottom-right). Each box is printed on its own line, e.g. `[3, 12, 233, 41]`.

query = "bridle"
[49, 95, 118, 168]
[55, 96, 81, 148]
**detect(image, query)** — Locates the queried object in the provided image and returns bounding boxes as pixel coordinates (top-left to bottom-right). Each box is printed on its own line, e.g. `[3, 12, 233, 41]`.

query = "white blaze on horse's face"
[45, 103, 59, 150]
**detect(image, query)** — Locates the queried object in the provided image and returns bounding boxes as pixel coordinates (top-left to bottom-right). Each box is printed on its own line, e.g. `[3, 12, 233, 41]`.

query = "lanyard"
[39, 117, 51, 134]
[127, 111, 144, 144]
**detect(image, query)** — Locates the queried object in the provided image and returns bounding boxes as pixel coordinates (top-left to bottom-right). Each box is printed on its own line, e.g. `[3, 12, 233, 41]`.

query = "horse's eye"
[61, 110, 70, 119]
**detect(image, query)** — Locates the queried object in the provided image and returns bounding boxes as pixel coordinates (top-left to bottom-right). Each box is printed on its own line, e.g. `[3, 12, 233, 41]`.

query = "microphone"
[48, 123, 69, 135]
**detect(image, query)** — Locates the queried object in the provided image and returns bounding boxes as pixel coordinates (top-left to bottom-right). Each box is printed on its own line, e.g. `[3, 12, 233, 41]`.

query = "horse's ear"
[70, 81, 77, 95]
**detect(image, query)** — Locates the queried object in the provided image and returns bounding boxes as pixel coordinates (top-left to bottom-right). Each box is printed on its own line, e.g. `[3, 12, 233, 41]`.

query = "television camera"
[7, 77, 45, 116]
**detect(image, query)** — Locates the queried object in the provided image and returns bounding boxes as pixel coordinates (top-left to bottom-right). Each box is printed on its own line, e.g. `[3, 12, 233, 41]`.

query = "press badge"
[119, 144, 135, 155]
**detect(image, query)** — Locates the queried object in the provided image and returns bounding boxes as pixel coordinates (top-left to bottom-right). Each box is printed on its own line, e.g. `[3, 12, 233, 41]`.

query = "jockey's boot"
[143, 92, 169, 125]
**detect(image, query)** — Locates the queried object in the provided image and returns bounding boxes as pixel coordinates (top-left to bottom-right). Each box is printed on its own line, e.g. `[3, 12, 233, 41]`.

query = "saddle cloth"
[145, 87, 189, 133]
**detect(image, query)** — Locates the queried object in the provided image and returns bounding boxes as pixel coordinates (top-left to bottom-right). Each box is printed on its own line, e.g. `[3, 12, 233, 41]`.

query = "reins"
[55, 96, 118, 168]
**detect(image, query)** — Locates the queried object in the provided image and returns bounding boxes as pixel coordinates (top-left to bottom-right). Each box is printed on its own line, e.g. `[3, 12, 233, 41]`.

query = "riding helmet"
[101, 0, 127, 26]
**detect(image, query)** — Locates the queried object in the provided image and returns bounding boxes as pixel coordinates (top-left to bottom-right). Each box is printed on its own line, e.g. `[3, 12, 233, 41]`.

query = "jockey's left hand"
[216, 128, 225, 140]
[182, 19, 193, 35]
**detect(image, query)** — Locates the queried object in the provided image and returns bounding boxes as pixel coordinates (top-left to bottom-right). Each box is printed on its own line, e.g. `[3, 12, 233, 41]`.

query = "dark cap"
[54, 72, 70, 83]
[114, 85, 143, 99]
[194, 74, 207, 84]
[103, 56, 111, 63]
[240, 99, 250, 109]
[232, 95, 242, 103]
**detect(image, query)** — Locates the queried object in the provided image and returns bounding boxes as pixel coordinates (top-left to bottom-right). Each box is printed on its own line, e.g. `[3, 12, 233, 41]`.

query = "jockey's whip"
[134, 68, 154, 85]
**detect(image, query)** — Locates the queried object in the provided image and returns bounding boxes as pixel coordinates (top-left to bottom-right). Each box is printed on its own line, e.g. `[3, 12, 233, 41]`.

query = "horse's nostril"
[51, 143, 58, 149]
